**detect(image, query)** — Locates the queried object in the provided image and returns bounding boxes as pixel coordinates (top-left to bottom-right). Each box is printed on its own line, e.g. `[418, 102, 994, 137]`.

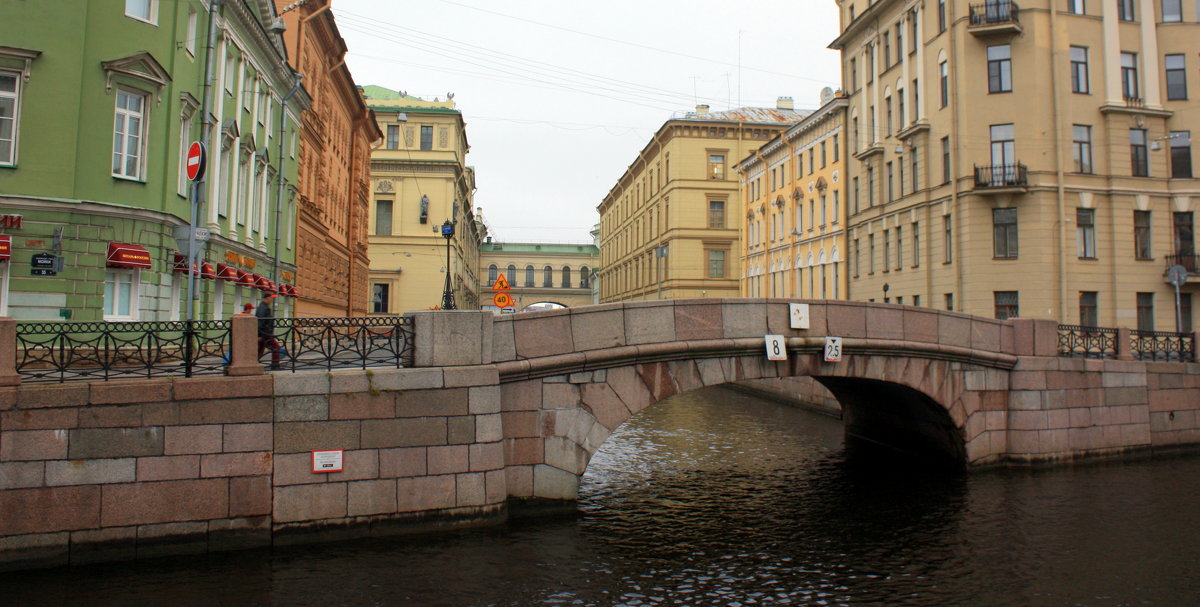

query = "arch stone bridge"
[2, 299, 1199, 568]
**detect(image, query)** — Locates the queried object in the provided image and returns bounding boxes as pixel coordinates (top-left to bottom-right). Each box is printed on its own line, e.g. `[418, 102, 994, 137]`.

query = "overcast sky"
[332, 0, 842, 243]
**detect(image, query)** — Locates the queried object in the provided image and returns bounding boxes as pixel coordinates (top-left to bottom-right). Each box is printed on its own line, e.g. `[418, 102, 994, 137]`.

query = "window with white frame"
[112, 88, 148, 180]
[125, 0, 157, 24]
[185, 8, 198, 56]
[1066, 0, 1085, 14]
[0, 71, 20, 166]
[104, 269, 139, 320]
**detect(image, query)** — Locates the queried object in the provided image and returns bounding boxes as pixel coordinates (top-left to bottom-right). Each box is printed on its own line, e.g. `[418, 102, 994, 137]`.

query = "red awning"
[0, 235, 10, 261]
[253, 274, 267, 290]
[200, 262, 216, 280]
[236, 270, 256, 287]
[172, 252, 198, 276]
[107, 242, 152, 269]
[279, 284, 294, 297]
[216, 263, 238, 281]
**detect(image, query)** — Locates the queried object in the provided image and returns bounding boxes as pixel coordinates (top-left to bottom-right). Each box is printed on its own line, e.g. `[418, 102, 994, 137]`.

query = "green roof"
[480, 242, 598, 255]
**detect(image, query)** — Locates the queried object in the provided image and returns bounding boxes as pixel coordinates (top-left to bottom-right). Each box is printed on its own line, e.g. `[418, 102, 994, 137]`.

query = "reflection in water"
[4, 386, 1200, 606]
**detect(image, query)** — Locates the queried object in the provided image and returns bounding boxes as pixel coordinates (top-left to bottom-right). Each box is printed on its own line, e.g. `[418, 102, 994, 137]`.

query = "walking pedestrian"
[255, 292, 283, 370]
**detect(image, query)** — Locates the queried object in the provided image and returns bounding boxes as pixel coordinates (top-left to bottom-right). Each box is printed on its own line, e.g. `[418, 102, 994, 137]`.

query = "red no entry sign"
[186, 141, 207, 181]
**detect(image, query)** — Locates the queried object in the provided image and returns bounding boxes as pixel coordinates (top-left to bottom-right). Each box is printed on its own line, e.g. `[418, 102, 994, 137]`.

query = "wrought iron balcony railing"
[969, 1, 1020, 27]
[1165, 253, 1199, 273]
[974, 163, 1028, 188]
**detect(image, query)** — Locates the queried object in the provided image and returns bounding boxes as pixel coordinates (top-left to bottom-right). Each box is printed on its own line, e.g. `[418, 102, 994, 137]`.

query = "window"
[938, 0, 947, 31]
[103, 269, 139, 320]
[808, 150, 814, 174]
[913, 222, 921, 267]
[833, 135, 840, 162]
[386, 124, 399, 149]
[420, 125, 433, 150]
[709, 154, 725, 179]
[1072, 125, 1093, 173]
[1163, 0, 1182, 22]
[886, 162, 894, 202]
[1166, 55, 1187, 100]
[945, 292, 954, 311]
[895, 22, 903, 62]
[1135, 210, 1153, 259]
[561, 266, 572, 288]
[375, 200, 392, 235]
[1131, 128, 1149, 177]
[524, 265, 535, 287]
[507, 264, 517, 283]
[832, 191, 840, 224]
[895, 225, 903, 270]
[869, 234, 876, 273]
[1079, 291, 1098, 327]
[1067, 0, 1085, 14]
[820, 195, 827, 226]
[939, 61, 949, 107]
[854, 238, 861, 276]
[543, 265, 553, 288]
[1121, 52, 1139, 99]
[1118, 0, 1135, 20]
[488, 265, 498, 284]
[993, 207, 1018, 259]
[372, 283, 389, 314]
[1171, 131, 1192, 178]
[852, 177, 859, 214]
[883, 33, 891, 67]
[125, 0, 156, 23]
[898, 90, 906, 128]
[707, 250, 726, 278]
[987, 45, 1012, 93]
[991, 124, 1015, 175]
[867, 166, 875, 207]
[1077, 208, 1097, 258]
[1070, 47, 1089, 94]
[708, 200, 725, 228]
[942, 136, 951, 184]
[850, 58, 858, 90]
[944, 215, 953, 262]
[910, 151, 919, 191]
[185, 8, 198, 56]
[885, 96, 893, 134]
[112, 88, 147, 180]
[994, 291, 1019, 320]
[821, 141, 827, 167]
[1181, 293, 1193, 331]
[0, 71, 19, 166]
[1137, 292, 1155, 331]
[1174, 212, 1194, 258]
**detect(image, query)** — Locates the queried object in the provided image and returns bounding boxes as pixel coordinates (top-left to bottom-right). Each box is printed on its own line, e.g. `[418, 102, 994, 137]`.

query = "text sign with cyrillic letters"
[789, 303, 810, 329]
[311, 449, 344, 474]
[823, 337, 843, 362]
[765, 335, 787, 361]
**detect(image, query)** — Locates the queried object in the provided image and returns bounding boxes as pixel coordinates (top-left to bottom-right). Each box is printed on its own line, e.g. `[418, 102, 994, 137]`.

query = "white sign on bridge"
[765, 335, 787, 361]
[823, 337, 843, 362]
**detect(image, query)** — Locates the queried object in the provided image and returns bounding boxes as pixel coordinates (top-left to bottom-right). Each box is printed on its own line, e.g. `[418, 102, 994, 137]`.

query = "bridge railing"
[3, 315, 414, 384]
[1058, 324, 1195, 362]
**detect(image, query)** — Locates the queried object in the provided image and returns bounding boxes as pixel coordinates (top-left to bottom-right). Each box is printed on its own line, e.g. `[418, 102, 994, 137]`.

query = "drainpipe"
[272, 73, 304, 297]
[1050, 5, 1067, 323]
[186, 0, 222, 323]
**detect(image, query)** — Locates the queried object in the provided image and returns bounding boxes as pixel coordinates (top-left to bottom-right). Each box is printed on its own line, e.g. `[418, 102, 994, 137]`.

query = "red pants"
[257, 336, 282, 367]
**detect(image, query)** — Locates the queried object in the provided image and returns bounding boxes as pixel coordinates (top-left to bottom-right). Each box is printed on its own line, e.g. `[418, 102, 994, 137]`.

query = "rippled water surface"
[5, 386, 1200, 606]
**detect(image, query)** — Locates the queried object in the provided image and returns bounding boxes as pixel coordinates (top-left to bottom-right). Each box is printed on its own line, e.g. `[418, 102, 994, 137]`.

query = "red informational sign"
[185, 141, 207, 181]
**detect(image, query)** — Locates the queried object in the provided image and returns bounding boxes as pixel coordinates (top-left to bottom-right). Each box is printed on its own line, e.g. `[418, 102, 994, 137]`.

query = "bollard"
[1116, 326, 1133, 361]
[0, 317, 19, 386]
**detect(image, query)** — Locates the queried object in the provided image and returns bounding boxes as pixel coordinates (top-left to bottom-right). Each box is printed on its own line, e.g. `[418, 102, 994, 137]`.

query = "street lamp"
[440, 219, 456, 310]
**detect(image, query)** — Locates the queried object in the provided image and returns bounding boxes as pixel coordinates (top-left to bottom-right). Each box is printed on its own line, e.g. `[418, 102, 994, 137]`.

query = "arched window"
[580, 266, 590, 288]
[507, 264, 517, 281]
[543, 265, 553, 287]
[524, 265, 534, 287]
[488, 264, 498, 284]
[561, 266, 572, 288]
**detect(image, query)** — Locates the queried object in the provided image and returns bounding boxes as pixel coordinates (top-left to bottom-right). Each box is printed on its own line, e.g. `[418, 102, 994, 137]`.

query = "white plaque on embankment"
[311, 449, 344, 474]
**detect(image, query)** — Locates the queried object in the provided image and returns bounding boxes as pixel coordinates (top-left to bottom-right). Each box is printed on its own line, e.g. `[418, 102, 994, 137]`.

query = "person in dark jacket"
[255, 292, 283, 369]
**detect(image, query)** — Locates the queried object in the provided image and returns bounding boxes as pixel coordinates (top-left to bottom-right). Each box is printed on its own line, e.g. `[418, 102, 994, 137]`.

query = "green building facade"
[0, 0, 309, 322]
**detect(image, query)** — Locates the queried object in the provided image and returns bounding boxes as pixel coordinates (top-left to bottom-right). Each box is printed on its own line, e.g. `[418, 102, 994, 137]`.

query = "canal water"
[5, 386, 1200, 606]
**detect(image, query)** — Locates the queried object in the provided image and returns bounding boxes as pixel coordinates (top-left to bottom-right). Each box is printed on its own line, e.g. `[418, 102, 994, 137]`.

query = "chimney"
[776, 96, 794, 110]
[695, 104, 710, 116]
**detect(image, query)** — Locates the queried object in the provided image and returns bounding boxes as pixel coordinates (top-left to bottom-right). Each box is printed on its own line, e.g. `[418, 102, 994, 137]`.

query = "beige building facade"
[598, 102, 807, 303]
[740, 92, 849, 299]
[831, 0, 1200, 330]
[363, 87, 484, 313]
[478, 240, 599, 312]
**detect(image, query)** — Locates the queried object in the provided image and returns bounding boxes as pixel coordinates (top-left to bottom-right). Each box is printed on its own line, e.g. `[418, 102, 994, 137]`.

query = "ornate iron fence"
[16, 320, 232, 383]
[269, 316, 414, 372]
[1057, 324, 1118, 359]
[1131, 329, 1194, 362]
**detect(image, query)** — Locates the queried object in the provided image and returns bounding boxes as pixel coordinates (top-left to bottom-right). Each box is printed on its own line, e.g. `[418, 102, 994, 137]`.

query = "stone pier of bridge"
[2, 299, 1199, 570]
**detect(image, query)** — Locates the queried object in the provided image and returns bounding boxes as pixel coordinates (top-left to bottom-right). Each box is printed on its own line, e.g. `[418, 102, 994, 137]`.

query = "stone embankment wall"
[0, 365, 505, 571]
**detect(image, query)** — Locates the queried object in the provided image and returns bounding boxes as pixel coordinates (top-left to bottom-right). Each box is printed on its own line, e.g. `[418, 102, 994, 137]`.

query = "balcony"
[968, 1, 1022, 36]
[1165, 254, 1199, 274]
[973, 163, 1028, 193]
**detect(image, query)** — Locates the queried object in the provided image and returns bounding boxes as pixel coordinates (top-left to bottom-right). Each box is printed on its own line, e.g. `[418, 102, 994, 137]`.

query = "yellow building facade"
[363, 87, 484, 313]
[740, 92, 849, 299]
[478, 240, 599, 312]
[598, 102, 807, 302]
[831, 0, 1200, 329]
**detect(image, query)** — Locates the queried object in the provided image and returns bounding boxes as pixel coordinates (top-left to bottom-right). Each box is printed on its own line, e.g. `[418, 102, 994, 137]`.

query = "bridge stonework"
[1, 300, 1199, 569]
